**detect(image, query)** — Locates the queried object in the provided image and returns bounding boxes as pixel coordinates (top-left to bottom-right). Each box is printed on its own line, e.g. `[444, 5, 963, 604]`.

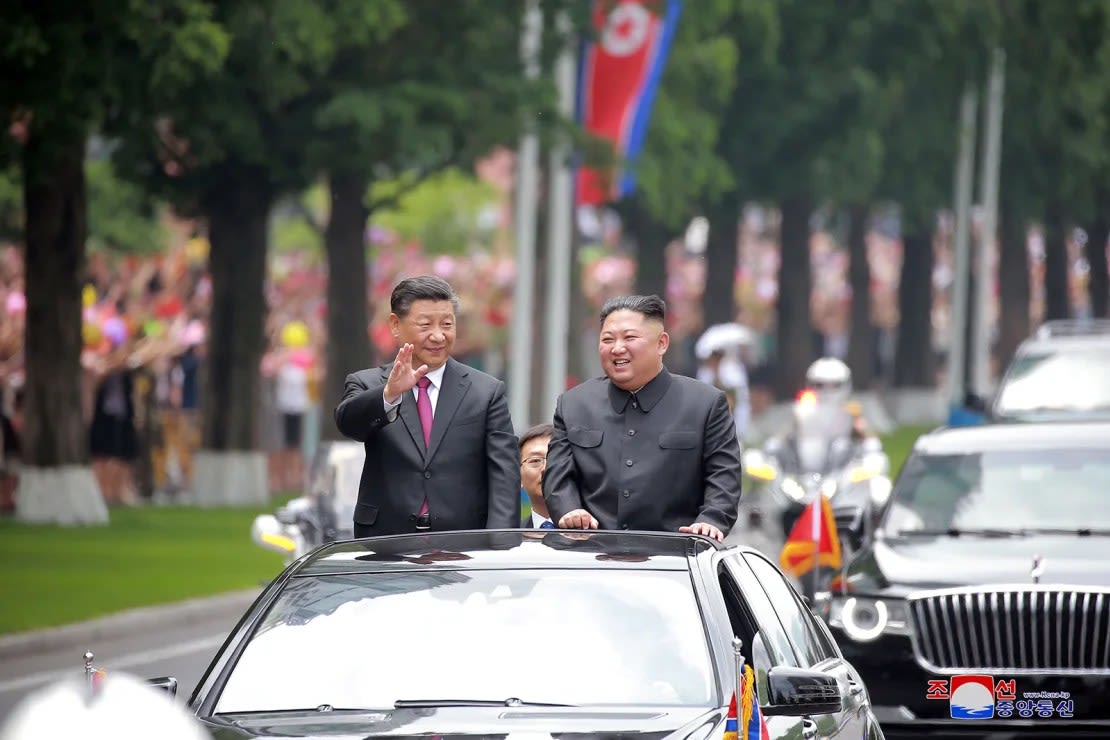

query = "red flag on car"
[576, 0, 682, 206]
[779, 493, 842, 578]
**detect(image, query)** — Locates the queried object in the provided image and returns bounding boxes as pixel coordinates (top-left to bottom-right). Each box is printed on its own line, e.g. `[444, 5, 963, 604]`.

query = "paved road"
[0, 590, 259, 720]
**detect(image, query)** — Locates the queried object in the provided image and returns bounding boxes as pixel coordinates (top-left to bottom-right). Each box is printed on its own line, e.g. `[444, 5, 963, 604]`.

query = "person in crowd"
[543, 295, 742, 542]
[335, 275, 520, 536]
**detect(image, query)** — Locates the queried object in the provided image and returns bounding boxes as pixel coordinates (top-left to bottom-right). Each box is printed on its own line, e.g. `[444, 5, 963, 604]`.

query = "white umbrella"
[695, 323, 757, 360]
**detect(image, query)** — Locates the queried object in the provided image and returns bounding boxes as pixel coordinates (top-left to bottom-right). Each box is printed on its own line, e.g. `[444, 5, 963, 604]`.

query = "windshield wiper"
[394, 698, 574, 709]
[895, 527, 1029, 538]
[1020, 527, 1110, 537]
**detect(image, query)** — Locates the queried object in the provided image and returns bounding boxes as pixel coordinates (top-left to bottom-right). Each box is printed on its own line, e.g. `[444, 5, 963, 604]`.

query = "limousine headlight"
[827, 596, 910, 642]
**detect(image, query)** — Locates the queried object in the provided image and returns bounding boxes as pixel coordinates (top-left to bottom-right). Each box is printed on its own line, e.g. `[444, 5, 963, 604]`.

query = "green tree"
[863, 1, 997, 389]
[994, 0, 1110, 359]
[116, 1, 407, 502]
[0, 1, 227, 523]
[370, 169, 500, 256]
[298, 0, 568, 440]
[717, 0, 891, 398]
[86, 157, 168, 255]
[611, 0, 743, 328]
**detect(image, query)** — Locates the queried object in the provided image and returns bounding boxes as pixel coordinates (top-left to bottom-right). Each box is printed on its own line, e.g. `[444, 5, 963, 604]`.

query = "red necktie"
[416, 376, 433, 446]
[416, 377, 433, 516]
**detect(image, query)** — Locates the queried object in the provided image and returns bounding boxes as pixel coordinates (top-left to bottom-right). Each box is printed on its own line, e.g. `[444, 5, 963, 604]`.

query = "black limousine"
[817, 422, 1110, 738]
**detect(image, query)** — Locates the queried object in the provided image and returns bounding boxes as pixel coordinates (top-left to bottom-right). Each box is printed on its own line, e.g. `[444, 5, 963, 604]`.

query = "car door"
[741, 552, 870, 740]
[717, 552, 807, 740]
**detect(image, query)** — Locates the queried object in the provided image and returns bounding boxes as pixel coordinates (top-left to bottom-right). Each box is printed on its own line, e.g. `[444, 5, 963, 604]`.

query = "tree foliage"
[371, 169, 499, 256]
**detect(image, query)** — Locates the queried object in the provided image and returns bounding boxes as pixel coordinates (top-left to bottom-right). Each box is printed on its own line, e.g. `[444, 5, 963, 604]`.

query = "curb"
[0, 588, 263, 662]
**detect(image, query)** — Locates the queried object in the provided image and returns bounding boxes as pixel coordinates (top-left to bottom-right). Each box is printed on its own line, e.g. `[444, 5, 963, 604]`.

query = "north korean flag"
[576, 0, 682, 206]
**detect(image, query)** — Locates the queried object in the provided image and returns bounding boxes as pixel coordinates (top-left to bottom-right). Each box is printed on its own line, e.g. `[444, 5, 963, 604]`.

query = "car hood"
[848, 533, 1110, 595]
[201, 705, 724, 739]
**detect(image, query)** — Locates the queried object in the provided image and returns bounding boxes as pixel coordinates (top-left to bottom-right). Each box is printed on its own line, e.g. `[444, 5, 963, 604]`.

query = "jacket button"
[424, 472, 431, 479]
[622, 524, 630, 530]
[622, 490, 630, 498]
[627, 429, 636, 436]
[625, 459, 633, 467]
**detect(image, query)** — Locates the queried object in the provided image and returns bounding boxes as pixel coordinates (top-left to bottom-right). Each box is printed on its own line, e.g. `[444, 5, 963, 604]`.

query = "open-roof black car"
[181, 530, 883, 739]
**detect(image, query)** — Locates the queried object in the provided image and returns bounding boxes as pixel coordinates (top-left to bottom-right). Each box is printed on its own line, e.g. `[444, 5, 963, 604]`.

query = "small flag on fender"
[740, 664, 771, 740]
[779, 493, 842, 578]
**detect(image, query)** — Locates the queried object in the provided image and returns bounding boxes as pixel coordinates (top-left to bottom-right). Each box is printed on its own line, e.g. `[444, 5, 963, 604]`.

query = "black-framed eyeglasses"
[522, 457, 547, 470]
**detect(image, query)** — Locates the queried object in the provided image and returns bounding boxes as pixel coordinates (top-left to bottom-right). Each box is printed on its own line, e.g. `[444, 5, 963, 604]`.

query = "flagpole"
[542, 10, 576, 422]
[509, 0, 543, 433]
[811, 495, 821, 602]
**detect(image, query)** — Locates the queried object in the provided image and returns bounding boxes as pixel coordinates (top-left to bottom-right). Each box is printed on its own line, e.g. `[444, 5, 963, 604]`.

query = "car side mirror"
[761, 666, 842, 717]
[146, 676, 178, 698]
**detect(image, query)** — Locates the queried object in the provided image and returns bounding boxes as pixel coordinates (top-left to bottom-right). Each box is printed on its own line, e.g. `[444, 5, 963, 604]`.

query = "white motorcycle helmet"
[0, 672, 208, 740]
[805, 357, 853, 406]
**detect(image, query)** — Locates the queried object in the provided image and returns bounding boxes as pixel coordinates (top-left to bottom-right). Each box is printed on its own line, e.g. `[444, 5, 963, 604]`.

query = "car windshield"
[214, 569, 715, 713]
[881, 448, 1110, 535]
[995, 347, 1110, 415]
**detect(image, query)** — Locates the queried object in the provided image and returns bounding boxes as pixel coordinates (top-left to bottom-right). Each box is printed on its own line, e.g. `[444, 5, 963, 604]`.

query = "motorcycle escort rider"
[754, 358, 889, 539]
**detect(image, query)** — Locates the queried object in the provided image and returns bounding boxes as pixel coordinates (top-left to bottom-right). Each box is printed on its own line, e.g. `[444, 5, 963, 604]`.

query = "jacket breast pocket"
[453, 412, 484, 427]
[659, 431, 699, 450]
[353, 503, 379, 526]
[567, 427, 603, 448]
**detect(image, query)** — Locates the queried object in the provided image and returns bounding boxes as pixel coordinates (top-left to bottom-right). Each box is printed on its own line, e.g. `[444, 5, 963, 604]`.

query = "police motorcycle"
[251, 440, 365, 563]
[742, 359, 892, 559]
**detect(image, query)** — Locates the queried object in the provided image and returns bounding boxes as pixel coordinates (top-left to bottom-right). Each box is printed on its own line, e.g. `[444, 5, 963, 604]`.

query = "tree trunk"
[1087, 213, 1109, 319]
[567, 230, 592, 386]
[846, 204, 874, 389]
[996, 212, 1030, 372]
[622, 195, 668, 300]
[192, 167, 272, 506]
[17, 128, 107, 525]
[704, 200, 739, 327]
[1043, 204, 1070, 321]
[893, 229, 935, 387]
[775, 198, 814, 399]
[322, 172, 371, 442]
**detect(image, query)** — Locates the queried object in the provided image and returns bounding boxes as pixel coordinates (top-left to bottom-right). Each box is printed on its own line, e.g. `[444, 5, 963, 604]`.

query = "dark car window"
[215, 569, 715, 712]
[995, 347, 1110, 416]
[743, 553, 834, 668]
[723, 556, 799, 669]
[717, 563, 790, 707]
[881, 447, 1110, 535]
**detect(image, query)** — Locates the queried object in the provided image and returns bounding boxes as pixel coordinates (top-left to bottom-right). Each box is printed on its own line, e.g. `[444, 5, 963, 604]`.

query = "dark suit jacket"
[542, 367, 741, 535]
[334, 357, 520, 536]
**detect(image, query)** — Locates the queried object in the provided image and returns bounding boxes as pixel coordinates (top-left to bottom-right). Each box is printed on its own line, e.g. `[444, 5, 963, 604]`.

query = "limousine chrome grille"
[907, 586, 1110, 674]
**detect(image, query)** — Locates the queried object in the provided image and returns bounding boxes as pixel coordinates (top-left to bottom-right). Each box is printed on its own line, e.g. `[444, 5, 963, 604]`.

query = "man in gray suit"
[335, 276, 520, 537]
[543, 295, 741, 541]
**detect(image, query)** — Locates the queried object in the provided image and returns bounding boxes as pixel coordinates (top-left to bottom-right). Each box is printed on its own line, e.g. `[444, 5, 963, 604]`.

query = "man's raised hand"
[384, 344, 428, 403]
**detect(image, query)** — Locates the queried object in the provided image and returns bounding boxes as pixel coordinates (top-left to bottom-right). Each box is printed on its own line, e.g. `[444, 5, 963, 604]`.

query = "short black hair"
[390, 275, 460, 317]
[599, 294, 666, 325]
[518, 422, 554, 451]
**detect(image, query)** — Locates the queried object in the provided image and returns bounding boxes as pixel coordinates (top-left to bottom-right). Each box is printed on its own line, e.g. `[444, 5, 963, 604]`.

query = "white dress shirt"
[530, 511, 553, 528]
[383, 363, 447, 417]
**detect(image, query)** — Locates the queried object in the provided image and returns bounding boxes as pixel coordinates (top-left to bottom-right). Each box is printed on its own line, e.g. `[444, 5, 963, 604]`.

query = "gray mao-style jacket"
[543, 367, 742, 535]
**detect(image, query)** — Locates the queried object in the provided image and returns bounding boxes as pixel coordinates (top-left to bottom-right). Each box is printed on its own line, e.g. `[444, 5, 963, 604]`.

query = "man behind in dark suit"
[518, 423, 554, 528]
[543, 295, 741, 541]
[335, 276, 520, 537]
